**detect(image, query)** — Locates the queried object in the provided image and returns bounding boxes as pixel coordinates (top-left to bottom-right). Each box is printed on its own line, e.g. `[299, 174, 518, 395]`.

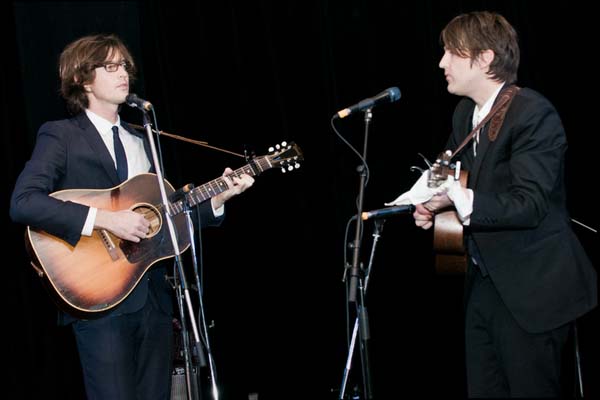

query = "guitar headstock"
[428, 150, 461, 188]
[266, 141, 303, 173]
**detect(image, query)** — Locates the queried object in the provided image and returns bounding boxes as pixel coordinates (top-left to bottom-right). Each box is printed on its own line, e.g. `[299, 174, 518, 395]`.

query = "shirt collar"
[85, 109, 121, 136]
[473, 83, 505, 125]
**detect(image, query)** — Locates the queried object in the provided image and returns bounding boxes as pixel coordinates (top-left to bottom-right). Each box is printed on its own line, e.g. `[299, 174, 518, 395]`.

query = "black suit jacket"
[10, 113, 222, 322]
[447, 87, 597, 333]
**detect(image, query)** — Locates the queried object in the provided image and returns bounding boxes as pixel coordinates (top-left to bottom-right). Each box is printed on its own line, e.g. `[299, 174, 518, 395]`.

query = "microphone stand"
[343, 108, 374, 399]
[169, 183, 208, 400]
[172, 259, 199, 400]
[347, 107, 372, 303]
[181, 188, 221, 400]
[139, 110, 207, 399]
[340, 218, 384, 399]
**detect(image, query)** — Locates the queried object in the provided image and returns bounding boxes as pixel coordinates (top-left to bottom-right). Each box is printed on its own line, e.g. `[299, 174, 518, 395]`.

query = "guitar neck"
[168, 156, 271, 215]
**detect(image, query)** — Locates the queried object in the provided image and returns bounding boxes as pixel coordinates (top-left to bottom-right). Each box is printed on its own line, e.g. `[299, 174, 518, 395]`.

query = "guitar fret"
[204, 183, 214, 197]
[246, 159, 260, 176]
[168, 201, 181, 216]
[191, 190, 201, 205]
[211, 179, 224, 194]
[241, 166, 255, 175]
[184, 192, 198, 208]
[260, 158, 270, 170]
[253, 159, 263, 173]
[198, 185, 211, 201]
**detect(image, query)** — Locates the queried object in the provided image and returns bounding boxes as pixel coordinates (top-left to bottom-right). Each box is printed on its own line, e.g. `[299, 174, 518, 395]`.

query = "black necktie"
[112, 125, 128, 182]
[472, 115, 480, 157]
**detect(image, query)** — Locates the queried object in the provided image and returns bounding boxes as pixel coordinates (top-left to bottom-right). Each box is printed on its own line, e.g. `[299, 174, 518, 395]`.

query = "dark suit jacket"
[447, 87, 597, 333]
[10, 113, 222, 322]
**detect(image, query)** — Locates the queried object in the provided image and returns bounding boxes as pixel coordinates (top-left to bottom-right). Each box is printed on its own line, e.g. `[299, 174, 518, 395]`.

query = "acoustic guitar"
[25, 142, 303, 318]
[427, 151, 468, 274]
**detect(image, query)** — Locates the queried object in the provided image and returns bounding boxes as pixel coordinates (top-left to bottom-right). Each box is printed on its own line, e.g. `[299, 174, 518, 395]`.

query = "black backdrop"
[2, 1, 598, 399]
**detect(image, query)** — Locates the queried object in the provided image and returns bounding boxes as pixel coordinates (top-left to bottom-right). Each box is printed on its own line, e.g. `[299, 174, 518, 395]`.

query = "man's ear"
[477, 49, 495, 70]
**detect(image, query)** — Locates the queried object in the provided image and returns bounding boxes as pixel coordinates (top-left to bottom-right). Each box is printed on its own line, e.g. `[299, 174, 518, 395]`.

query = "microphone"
[335, 86, 401, 119]
[361, 204, 414, 221]
[125, 93, 153, 111]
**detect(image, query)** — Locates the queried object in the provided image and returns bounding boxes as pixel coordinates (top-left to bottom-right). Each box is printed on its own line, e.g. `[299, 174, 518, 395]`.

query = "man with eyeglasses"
[10, 33, 254, 399]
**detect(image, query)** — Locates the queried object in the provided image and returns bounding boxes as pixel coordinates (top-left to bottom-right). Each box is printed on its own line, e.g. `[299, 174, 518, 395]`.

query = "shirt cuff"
[212, 204, 225, 217]
[82, 207, 97, 236]
[447, 184, 473, 226]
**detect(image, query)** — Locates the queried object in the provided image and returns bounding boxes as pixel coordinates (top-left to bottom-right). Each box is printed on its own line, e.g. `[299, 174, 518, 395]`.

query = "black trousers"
[72, 295, 174, 400]
[464, 267, 571, 398]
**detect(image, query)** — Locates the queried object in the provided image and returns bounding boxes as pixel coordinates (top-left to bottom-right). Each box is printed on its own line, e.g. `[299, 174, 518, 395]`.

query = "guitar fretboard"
[168, 156, 271, 215]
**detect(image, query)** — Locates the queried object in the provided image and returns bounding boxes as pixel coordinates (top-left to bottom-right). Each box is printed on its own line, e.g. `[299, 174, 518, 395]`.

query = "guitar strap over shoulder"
[451, 84, 520, 159]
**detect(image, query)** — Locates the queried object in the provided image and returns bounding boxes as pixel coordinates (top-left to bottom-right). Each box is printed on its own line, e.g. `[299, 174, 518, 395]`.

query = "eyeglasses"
[96, 61, 132, 73]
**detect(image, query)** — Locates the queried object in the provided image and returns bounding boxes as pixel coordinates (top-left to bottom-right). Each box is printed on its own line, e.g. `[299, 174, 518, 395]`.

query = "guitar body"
[433, 170, 468, 274]
[26, 174, 190, 318]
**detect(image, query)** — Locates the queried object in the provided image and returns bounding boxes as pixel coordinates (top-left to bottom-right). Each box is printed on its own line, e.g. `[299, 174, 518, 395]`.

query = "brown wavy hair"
[59, 34, 136, 114]
[440, 11, 519, 84]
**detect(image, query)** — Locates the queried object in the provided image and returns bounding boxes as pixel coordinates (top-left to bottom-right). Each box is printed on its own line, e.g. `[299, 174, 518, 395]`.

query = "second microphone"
[335, 86, 401, 119]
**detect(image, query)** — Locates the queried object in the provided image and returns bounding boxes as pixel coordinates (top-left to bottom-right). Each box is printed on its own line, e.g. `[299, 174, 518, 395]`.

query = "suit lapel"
[74, 113, 122, 185]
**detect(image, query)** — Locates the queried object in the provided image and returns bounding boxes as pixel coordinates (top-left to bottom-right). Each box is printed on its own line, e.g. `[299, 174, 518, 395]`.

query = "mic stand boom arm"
[128, 123, 245, 159]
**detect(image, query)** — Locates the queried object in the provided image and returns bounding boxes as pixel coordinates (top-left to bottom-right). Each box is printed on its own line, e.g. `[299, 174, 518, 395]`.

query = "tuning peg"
[294, 162, 301, 169]
[281, 141, 287, 147]
[281, 167, 287, 173]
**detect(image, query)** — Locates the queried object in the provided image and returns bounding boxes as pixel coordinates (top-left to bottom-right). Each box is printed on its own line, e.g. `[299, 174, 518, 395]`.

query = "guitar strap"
[450, 84, 521, 159]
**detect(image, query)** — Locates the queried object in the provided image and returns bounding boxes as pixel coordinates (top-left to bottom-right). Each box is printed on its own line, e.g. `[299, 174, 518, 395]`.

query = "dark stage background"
[2, 1, 598, 399]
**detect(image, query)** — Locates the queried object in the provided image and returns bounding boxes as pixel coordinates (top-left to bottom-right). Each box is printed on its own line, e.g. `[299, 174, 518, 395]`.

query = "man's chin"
[116, 94, 128, 105]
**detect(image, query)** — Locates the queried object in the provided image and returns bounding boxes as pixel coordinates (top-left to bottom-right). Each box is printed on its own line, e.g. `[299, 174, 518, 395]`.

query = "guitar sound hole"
[132, 204, 161, 238]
